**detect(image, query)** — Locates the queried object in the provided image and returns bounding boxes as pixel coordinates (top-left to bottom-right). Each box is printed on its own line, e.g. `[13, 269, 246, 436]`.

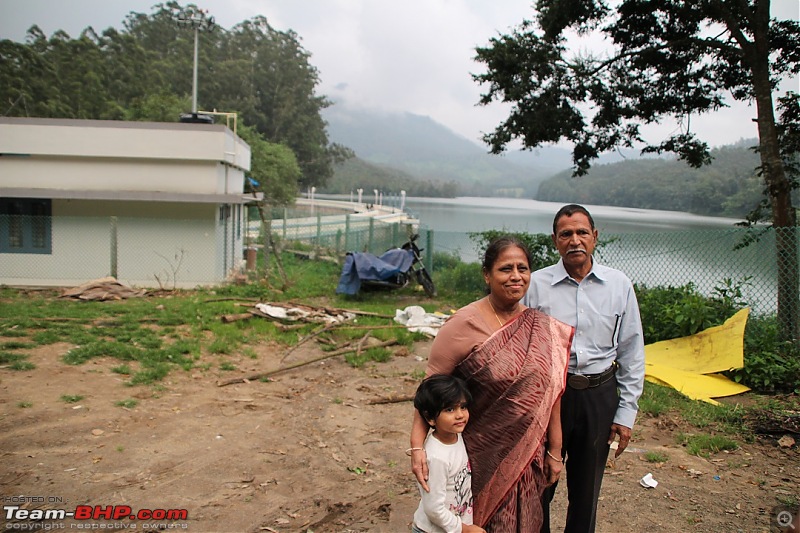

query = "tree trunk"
[749, 9, 799, 341]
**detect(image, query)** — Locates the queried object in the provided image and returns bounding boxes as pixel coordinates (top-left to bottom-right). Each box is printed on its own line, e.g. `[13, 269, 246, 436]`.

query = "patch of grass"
[129, 363, 170, 385]
[219, 361, 236, 371]
[644, 451, 669, 463]
[0, 351, 27, 364]
[345, 346, 392, 368]
[63, 341, 140, 365]
[0, 341, 35, 350]
[17, 401, 33, 408]
[111, 364, 132, 375]
[410, 369, 426, 380]
[10, 360, 35, 370]
[208, 339, 232, 354]
[776, 495, 799, 507]
[676, 432, 738, 457]
[115, 399, 138, 409]
[638, 382, 744, 434]
[60, 394, 84, 403]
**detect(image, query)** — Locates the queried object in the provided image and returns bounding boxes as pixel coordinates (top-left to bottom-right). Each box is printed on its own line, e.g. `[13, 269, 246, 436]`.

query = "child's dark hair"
[414, 374, 472, 427]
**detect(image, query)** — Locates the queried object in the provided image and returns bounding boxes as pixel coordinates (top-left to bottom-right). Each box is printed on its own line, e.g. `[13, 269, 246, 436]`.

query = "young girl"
[410, 374, 486, 533]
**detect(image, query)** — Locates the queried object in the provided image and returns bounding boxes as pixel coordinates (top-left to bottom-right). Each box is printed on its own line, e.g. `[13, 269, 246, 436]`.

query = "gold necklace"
[487, 298, 515, 327]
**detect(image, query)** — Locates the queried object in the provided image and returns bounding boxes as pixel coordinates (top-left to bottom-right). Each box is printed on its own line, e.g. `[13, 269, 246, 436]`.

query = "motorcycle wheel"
[416, 269, 437, 297]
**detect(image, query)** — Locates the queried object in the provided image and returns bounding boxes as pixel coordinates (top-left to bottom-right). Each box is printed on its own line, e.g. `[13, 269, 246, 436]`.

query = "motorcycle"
[335, 234, 437, 297]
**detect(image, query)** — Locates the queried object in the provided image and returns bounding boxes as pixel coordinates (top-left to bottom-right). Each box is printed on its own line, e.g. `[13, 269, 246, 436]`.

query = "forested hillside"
[536, 142, 770, 217]
[322, 104, 556, 196]
[0, 2, 343, 189]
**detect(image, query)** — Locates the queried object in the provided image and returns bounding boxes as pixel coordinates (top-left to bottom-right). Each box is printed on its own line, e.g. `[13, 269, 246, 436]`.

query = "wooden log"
[217, 339, 398, 387]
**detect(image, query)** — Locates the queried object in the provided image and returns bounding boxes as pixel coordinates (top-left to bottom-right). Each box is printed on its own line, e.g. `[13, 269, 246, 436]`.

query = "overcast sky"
[1, 0, 798, 149]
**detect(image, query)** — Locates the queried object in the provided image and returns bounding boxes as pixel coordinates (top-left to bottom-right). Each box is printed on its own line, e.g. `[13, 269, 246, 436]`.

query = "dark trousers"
[541, 376, 618, 533]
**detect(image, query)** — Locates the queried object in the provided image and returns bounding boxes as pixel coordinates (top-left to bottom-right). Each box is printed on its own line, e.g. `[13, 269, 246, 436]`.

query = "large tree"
[0, 1, 348, 189]
[474, 0, 799, 340]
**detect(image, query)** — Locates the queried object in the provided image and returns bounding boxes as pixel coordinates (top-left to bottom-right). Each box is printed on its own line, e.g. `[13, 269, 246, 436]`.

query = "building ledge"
[0, 188, 254, 205]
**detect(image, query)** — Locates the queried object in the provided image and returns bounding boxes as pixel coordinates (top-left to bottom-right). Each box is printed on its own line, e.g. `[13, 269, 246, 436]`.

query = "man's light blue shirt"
[523, 257, 645, 429]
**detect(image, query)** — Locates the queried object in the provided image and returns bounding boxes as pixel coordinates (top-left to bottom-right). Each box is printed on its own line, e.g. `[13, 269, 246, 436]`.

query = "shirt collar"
[551, 256, 607, 284]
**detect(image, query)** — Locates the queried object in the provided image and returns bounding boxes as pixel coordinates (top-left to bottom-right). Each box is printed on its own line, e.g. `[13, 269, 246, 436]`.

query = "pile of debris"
[61, 277, 146, 301]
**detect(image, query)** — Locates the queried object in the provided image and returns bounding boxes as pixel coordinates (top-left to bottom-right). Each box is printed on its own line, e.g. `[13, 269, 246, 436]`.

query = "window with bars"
[0, 198, 52, 254]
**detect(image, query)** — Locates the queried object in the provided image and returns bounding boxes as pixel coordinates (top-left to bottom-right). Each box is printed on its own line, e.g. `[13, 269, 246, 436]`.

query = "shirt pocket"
[597, 312, 622, 350]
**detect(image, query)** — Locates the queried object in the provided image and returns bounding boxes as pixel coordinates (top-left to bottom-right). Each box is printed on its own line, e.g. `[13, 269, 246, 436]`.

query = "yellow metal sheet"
[644, 308, 751, 403]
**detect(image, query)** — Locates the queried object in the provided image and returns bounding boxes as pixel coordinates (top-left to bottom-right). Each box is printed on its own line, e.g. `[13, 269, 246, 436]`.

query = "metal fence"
[429, 227, 799, 321]
[3, 207, 796, 330]
[253, 206, 435, 263]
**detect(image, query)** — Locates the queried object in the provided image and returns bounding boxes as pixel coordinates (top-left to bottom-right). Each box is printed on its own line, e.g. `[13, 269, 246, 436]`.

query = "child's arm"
[419, 457, 463, 533]
[462, 525, 486, 533]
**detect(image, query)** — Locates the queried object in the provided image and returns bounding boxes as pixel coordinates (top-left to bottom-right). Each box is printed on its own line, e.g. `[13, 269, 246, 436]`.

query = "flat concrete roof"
[1, 187, 256, 205]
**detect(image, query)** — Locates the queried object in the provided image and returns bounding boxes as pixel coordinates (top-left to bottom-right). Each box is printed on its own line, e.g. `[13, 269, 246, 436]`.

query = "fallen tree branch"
[280, 322, 339, 363]
[220, 312, 255, 323]
[287, 301, 395, 319]
[367, 394, 415, 405]
[217, 339, 399, 387]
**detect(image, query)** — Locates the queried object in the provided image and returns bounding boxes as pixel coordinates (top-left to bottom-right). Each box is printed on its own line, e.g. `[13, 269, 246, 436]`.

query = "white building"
[0, 117, 252, 289]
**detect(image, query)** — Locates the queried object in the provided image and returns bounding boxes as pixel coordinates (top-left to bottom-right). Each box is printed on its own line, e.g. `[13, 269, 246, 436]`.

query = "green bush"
[726, 315, 800, 393]
[468, 230, 560, 272]
[431, 250, 462, 272]
[635, 278, 748, 343]
[435, 262, 485, 304]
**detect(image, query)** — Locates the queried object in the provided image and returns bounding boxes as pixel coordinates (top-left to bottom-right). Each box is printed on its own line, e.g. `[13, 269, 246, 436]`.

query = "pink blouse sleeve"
[427, 302, 492, 376]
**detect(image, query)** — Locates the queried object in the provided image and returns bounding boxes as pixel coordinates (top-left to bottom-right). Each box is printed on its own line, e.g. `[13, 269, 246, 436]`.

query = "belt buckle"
[568, 374, 590, 390]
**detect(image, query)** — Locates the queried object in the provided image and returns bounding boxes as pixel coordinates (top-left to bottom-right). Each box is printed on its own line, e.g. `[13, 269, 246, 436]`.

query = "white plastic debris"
[394, 306, 448, 337]
[640, 472, 658, 489]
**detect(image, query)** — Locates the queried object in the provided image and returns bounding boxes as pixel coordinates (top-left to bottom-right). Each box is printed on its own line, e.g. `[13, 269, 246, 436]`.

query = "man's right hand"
[410, 448, 429, 492]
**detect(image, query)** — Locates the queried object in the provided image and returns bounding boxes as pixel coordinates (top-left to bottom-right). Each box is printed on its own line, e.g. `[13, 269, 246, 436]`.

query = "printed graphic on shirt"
[450, 459, 473, 517]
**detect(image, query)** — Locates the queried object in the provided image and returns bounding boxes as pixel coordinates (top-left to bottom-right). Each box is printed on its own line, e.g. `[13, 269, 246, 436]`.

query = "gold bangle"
[405, 447, 425, 456]
[546, 450, 564, 463]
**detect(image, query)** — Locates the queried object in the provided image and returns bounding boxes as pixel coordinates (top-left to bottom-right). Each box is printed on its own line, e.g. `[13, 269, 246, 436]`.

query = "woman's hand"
[543, 450, 563, 486]
[462, 524, 487, 532]
[410, 448, 429, 492]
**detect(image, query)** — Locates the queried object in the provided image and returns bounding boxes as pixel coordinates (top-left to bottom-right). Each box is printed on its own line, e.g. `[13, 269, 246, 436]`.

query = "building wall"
[0, 118, 250, 289]
[0, 200, 245, 289]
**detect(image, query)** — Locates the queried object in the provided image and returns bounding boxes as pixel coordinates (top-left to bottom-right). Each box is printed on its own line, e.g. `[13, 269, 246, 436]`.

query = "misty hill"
[322, 104, 672, 198]
[322, 105, 567, 196]
[536, 140, 765, 218]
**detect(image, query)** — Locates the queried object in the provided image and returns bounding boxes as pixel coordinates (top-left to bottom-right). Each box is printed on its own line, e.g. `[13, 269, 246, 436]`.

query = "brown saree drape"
[454, 308, 572, 530]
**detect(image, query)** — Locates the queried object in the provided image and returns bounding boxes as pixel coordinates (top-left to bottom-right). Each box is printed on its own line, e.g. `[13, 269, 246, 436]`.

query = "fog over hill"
[322, 104, 566, 196]
[322, 103, 662, 197]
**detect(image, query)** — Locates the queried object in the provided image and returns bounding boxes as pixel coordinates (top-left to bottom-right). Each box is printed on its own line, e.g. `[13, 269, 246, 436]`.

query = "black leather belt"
[567, 364, 617, 390]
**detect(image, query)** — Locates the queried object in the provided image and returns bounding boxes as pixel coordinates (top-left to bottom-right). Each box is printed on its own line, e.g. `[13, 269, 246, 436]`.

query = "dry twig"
[217, 339, 398, 387]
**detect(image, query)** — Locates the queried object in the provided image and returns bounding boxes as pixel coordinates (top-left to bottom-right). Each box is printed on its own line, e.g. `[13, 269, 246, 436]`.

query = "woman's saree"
[455, 308, 572, 530]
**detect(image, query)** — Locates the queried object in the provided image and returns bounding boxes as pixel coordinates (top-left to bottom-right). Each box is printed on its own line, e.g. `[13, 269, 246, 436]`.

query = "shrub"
[468, 230, 559, 272]
[726, 315, 800, 393]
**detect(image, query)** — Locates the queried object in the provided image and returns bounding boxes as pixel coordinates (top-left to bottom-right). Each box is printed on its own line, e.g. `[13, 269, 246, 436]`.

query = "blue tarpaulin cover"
[336, 248, 415, 295]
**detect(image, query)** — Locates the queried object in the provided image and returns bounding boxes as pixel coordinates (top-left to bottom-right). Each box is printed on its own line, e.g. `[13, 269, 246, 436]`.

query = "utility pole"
[176, 6, 215, 116]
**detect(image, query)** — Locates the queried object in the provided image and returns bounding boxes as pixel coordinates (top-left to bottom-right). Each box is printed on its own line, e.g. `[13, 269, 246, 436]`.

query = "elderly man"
[524, 203, 645, 533]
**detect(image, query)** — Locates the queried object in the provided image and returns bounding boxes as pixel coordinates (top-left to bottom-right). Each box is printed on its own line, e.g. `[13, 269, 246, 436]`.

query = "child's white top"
[412, 433, 474, 533]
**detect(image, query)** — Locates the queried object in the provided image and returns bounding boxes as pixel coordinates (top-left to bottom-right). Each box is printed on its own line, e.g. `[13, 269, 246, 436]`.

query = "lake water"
[402, 196, 742, 236]
[397, 197, 776, 314]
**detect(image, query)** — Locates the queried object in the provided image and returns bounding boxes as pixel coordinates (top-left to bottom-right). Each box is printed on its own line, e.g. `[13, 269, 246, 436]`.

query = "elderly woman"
[410, 236, 573, 531]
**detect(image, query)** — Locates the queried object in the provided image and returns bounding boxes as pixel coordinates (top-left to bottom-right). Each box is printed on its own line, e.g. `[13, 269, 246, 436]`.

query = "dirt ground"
[1, 332, 798, 533]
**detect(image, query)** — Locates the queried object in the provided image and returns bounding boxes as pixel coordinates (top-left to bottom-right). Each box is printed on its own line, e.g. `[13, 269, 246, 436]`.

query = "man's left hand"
[608, 423, 632, 458]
